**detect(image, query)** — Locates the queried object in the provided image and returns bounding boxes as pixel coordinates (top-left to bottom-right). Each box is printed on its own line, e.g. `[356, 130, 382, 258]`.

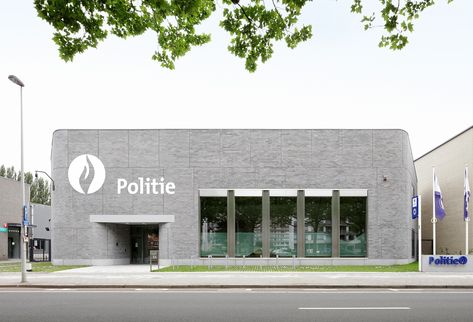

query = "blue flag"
[434, 174, 446, 221]
[465, 167, 471, 221]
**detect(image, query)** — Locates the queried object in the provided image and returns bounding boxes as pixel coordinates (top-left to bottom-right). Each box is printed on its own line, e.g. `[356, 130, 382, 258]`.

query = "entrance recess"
[130, 225, 159, 264]
[7, 225, 21, 259]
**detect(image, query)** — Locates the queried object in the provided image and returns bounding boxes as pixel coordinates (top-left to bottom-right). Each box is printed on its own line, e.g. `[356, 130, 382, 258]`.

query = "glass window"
[305, 197, 332, 257]
[200, 197, 227, 257]
[270, 197, 297, 257]
[340, 197, 367, 257]
[235, 197, 262, 257]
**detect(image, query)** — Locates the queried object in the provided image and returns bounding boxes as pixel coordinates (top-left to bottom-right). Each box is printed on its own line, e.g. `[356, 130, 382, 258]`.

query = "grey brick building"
[0, 177, 51, 261]
[51, 129, 417, 265]
[0, 177, 29, 260]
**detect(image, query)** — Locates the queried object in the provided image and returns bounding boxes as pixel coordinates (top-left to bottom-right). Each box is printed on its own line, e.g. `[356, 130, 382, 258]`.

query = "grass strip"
[0, 262, 86, 273]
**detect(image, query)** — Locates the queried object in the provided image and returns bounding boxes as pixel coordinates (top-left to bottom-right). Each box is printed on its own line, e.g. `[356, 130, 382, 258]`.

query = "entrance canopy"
[89, 215, 175, 224]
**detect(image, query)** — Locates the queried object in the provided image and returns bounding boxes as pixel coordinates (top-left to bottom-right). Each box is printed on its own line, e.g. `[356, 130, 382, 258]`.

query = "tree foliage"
[6, 166, 17, 180]
[34, 0, 453, 72]
[306, 197, 331, 233]
[0, 165, 51, 205]
[235, 197, 262, 232]
[201, 197, 227, 232]
[30, 177, 51, 205]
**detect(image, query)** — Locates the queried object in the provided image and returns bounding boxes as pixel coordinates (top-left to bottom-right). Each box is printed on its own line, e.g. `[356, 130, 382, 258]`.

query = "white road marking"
[298, 307, 411, 310]
[1, 289, 473, 294]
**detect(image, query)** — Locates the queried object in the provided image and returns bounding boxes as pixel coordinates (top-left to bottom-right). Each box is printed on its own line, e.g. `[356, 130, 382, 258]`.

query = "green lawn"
[155, 261, 419, 272]
[0, 262, 86, 273]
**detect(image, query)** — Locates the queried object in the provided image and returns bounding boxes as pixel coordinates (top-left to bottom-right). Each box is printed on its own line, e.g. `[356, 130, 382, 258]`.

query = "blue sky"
[1, 1, 472, 173]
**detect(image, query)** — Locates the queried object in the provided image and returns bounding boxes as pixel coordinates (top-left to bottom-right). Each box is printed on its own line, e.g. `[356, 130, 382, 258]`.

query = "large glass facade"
[270, 197, 297, 257]
[235, 197, 262, 257]
[340, 197, 367, 257]
[305, 197, 332, 257]
[200, 197, 227, 257]
[199, 191, 368, 258]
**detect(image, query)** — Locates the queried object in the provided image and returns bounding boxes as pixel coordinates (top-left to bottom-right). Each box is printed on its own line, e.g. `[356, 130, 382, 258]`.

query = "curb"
[2, 284, 473, 289]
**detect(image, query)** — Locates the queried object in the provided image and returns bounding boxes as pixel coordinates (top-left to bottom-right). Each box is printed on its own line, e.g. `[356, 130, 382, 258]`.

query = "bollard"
[292, 255, 296, 270]
[260, 255, 263, 270]
[191, 256, 194, 270]
[276, 255, 279, 269]
[225, 254, 228, 270]
[243, 255, 246, 268]
[208, 255, 212, 270]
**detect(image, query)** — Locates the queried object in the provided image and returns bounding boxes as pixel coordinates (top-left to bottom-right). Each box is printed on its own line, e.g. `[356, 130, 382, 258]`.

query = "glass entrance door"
[130, 225, 159, 264]
[8, 238, 14, 258]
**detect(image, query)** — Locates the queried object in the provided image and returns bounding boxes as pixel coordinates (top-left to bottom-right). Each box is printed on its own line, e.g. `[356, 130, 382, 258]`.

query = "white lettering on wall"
[117, 178, 127, 194]
[116, 177, 176, 195]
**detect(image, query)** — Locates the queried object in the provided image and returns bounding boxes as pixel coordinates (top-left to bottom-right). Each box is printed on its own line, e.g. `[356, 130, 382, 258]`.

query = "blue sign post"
[412, 196, 422, 272]
[23, 205, 28, 227]
[412, 196, 419, 219]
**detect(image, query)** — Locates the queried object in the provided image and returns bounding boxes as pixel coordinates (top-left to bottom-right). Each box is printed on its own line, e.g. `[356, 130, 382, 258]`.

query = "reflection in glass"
[305, 197, 332, 257]
[340, 197, 367, 257]
[270, 197, 297, 257]
[200, 197, 227, 257]
[131, 225, 159, 264]
[236, 197, 262, 257]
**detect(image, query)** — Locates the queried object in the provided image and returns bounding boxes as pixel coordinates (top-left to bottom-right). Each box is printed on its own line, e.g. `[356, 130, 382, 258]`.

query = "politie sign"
[412, 196, 419, 220]
[422, 255, 473, 272]
[429, 256, 468, 266]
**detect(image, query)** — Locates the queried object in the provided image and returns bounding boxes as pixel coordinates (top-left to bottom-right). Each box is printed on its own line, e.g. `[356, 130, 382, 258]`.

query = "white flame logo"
[68, 154, 106, 194]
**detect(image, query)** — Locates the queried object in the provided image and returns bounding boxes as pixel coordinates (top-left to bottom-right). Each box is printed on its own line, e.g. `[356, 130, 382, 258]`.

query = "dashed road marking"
[298, 307, 411, 310]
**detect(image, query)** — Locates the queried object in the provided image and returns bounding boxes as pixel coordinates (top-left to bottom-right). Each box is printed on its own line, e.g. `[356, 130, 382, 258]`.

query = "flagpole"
[466, 166, 470, 255]
[466, 217, 469, 255]
[432, 167, 436, 256]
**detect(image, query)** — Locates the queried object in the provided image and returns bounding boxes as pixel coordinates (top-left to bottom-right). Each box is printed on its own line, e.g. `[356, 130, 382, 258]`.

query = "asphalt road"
[1, 288, 472, 322]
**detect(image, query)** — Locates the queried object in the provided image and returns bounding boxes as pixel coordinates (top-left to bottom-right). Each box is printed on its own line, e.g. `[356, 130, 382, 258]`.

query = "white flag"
[434, 174, 446, 220]
[465, 167, 471, 220]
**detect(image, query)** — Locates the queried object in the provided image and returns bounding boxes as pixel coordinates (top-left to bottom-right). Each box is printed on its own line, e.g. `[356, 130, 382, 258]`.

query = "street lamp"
[35, 170, 55, 191]
[8, 75, 27, 283]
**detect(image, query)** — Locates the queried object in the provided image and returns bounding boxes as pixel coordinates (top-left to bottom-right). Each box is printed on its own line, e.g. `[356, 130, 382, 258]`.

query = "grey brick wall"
[51, 129, 416, 264]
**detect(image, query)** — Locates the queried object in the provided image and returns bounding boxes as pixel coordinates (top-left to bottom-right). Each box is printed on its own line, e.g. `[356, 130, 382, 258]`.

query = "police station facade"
[51, 129, 417, 266]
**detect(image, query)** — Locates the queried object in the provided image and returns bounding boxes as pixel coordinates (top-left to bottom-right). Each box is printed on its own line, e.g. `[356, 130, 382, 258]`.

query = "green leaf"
[33, 0, 455, 72]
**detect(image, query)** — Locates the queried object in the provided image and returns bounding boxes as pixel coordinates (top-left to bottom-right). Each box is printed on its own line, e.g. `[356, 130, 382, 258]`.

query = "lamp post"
[8, 75, 27, 283]
[35, 170, 55, 191]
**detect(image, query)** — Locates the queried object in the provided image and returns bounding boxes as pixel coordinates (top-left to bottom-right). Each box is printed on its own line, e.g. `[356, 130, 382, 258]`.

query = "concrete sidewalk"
[1, 265, 473, 288]
[0, 259, 21, 265]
